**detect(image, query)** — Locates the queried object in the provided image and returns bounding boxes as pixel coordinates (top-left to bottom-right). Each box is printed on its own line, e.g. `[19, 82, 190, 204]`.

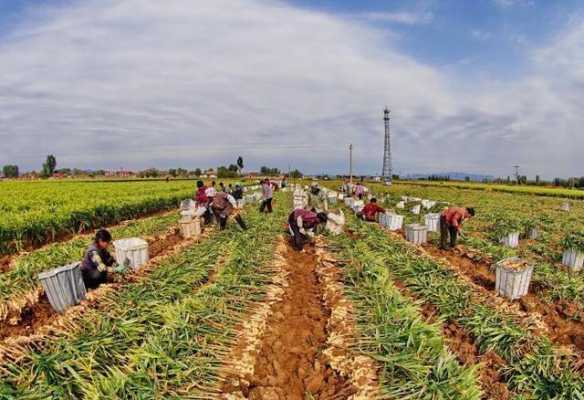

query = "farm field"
[392, 180, 584, 199]
[2, 182, 584, 399]
[0, 180, 198, 254]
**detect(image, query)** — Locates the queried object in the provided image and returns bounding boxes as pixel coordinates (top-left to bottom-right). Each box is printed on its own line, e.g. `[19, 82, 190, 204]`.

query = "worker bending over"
[80, 229, 125, 289]
[440, 207, 475, 249]
[288, 209, 328, 251]
[358, 198, 385, 222]
[211, 191, 248, 230]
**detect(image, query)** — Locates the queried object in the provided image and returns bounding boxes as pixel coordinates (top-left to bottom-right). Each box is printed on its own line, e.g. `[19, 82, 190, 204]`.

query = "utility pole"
[349, 144, 353, 184]
[513, 165, 520, 184]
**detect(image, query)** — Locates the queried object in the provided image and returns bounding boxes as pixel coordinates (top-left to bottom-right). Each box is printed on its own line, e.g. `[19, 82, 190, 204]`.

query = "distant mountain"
[404, 172, 494, 182]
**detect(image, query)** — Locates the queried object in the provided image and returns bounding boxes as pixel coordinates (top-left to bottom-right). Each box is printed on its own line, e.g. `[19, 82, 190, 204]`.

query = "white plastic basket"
[424, 213, 441, 233]
[326, 211, 345, 235]
[500, 232, 520, 248]
[114, 238, 149, 271]
[180, 218, 202, 239]
[495, 258, 533, 300]
[405, 224, 427, 245]
[411, 205, 421, 215]
[562, 249, 584, 271]
[38, 262, 86, 313]
[396, 201, 405, 209]
[421, 199, 437, 210]
[529, 228, 539, 240]
[382, 213, 404, 231]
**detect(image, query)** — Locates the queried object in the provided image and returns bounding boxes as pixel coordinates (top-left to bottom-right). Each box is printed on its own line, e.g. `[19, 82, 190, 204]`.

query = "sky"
[0, 0, 583, 178]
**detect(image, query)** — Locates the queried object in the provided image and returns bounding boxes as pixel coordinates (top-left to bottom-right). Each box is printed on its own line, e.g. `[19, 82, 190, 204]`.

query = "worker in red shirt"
[358, 198, 385, 222]
[288, 209, 328, 251]
[440, 207, 475, 249]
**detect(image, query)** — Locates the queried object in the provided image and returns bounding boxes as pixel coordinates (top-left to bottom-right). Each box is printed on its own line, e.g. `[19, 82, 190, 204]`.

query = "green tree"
[193, 168, 202, 177]
[2, 165, 19, 178]
[41, 155, 57, 177]
[217, 165, 238, 178]
[289, 169, 303, 179]
[260, 166, 280, 176]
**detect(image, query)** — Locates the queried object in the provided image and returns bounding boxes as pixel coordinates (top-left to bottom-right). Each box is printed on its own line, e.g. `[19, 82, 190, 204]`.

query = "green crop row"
[326, 234, 482, 399]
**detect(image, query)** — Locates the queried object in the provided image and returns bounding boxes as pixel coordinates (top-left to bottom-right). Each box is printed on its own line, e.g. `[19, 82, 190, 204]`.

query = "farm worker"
[227, 183, 234, 194]
[260, 179, 274, 213]
[205, 181, 217, 223]
[80, 229, 125, 289]
[354, 182, 365, 200]
[287, 209, 328, 251]
[195, 180, 212, 224]
[358, 198, 385, 222]
[206, 181, 217, 200]
[440, 207, 475, 250]
[211, 191, 248, 230]
[195, 180, 208, 206]
[281, 176, 288, 189]
[219, 182, 227, 193]
[232, 184, 244, 201]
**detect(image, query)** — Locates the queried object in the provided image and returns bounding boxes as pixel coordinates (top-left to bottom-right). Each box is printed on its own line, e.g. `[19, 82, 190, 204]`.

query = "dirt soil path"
[222, 241, 354, 399]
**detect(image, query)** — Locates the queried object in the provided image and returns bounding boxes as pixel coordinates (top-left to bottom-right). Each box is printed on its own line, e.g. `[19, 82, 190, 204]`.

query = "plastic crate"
[405, 224, 427, 245]
[424, 213, 441, 233]
[38, 263, 86, 313]
[114, 238, 149, 271]
[562, 249, 584, 271]
[495, 258, 533, 300]
[180, 218, 201, 239]
[383, 213, 404, 231]
[500, 232, 520, 248]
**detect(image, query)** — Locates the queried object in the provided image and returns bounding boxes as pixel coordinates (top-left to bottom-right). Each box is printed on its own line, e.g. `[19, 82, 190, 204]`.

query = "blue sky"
[288, 0, 578, 78]
[0, 0, 583, 178]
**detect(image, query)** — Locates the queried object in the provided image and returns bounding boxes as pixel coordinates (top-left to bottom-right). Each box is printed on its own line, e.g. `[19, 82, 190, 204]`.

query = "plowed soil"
[422, 244, 584, 354]
[0, 295, 54, 339]
[223, 243, 353, 399]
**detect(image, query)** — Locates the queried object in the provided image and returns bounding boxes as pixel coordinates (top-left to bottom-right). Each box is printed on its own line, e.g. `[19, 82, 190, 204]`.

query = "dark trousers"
[82, 268, 107, 290]
[288, 214, 307, 251]
[440, 215, 458, 249]
[260, 198, 273, 213]
[212, 208, 247, 231]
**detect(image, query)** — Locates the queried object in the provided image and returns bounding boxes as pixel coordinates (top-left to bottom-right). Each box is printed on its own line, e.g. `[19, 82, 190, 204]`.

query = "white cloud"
[359, 11, 434, 25]
[0, 0, 582, 178]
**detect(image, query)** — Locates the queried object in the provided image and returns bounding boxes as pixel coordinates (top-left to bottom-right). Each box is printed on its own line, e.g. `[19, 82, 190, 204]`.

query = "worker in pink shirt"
[440, 207, 475, 249]
[354, 182, 365, 199]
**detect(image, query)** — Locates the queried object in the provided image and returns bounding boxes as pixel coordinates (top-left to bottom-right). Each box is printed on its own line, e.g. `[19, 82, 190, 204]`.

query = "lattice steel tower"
[382, 107, 392, 183]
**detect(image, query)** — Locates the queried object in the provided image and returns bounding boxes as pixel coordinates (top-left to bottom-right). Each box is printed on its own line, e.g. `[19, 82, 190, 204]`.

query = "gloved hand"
[114, 263, 128, 274]
[299, 228, 307, 236]
[306, 230, 315, 238]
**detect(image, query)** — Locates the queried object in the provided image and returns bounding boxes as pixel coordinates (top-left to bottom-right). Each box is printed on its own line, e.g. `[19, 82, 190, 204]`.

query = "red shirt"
[195, 186, 208, 205]
[441, 207, 470, 231]
[293, 209, 320, 228]
[362, 203, 385, 221]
